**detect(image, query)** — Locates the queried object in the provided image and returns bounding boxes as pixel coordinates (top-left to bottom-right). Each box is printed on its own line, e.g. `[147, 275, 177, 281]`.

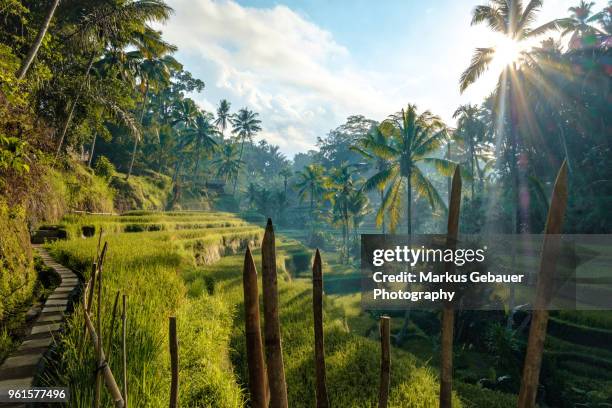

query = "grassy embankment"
[41, 211, 524, 407]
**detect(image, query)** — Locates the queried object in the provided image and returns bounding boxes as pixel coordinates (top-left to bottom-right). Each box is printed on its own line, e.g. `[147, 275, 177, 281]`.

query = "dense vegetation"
[0, 0, 610, 407]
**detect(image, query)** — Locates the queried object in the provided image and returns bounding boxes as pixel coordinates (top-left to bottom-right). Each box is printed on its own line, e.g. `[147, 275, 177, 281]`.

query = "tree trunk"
[232, 137, 246, 195]
[406, 173, 412, 235]
[55, 52, 95, 160]
[380, 189, 385, 234]
[517, 161, 568, 408]
[126, 84, 148, 181]
[88, 133, 97, 168]
[16, 0, 60, 80]
[193, 140, 201, 181]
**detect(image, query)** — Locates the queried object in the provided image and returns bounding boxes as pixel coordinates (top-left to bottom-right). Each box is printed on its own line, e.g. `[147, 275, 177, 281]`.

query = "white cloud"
[161, 0, 396, 156]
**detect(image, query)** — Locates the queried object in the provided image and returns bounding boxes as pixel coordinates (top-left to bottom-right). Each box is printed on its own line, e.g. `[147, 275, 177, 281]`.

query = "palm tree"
[363, 104, 452, 234]
[127, 51, 181, 180]
[327, 163, 358, 263]
[55, 0, 173, 159]
[245, 182, 259, 209]
[16, 0, 60, 80]
[352, 125, 390, 233]
[213, 143, 243, 185]
[460, 0, 561, 233]
[184, 112, 219, 180]
[453, 104, 486, 196]
[214, 99, 232, 137]
[556, 1, 605, 48]
[347, 189, 371, 249]
[279, 167, 292, 195]
[230, 108, 262, 193]
[295, 164, 326, 234]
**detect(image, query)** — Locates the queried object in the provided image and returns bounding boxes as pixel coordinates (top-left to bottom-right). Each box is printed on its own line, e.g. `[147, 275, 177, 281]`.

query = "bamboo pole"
[312, 249, 329, 408]
[83, 304, 125, 407]
[517, 161, 568, 408]
[94, 255, 104, 408]
[107, 291, 120, 363]
[440, 166, 462, 408]
[242, 247, 267, 408]
[261, 219, 288, 408]
[122, 295, 128, 408]
[378, 316, 391, 408]
[169, 316, 179, 408]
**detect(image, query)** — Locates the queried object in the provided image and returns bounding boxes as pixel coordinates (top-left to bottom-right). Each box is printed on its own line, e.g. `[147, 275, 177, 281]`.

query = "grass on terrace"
[41, 211, 517, 407]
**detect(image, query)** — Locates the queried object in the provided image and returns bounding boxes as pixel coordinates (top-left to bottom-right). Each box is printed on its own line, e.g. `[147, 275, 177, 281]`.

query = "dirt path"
[0, 246, 79, 406]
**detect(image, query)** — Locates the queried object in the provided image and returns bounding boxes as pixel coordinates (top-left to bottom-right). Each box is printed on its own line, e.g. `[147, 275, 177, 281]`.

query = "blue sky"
[159, 0, 605, 157]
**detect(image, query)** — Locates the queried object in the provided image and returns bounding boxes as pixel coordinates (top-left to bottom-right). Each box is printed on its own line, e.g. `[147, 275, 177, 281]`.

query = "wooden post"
[94, 252, 104, 408]
[378, 316, 391, 408]
[169, 316, 179, 408]
[122, 295, 128, 408]
[243, 247, 267, 408]
[261, 219, 289, 408]
[312, 249, 329, 408]
[440, 166, 461, 408]
[517, 161, 568, 408]
[107, 291, 120, 363]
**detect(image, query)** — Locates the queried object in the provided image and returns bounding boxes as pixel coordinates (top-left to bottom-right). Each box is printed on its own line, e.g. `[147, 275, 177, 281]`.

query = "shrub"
[93, 156, 115, 181]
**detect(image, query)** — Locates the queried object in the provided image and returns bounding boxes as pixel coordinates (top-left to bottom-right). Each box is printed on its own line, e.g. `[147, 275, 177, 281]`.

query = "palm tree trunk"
[127, 84, 148, 180]
[88, 133, 97, 168]
[232, 137, 246, 195]
[406, 174, 412, 235]
[193, 142, 201, 181]
[16, 0, 60, 80]
[55, 52, 95, 160]
[380, 189, 385, 234]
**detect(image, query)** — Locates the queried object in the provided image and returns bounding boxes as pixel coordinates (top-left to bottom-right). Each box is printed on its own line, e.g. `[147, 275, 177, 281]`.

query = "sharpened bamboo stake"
[169, 316, 179, 408]
[518, 161, 568, 408]
[440, 165, 461, 408]
[378, 316, 391, 408]
[243, 247, 267, 408]
[312, 249, 329, 408]
[261, 219, 289, 408]
[122, 295, 128, 408]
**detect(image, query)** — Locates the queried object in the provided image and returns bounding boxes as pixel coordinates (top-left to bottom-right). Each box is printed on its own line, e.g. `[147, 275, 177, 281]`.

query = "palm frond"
[460, 47, 495, 93]
[422, 158, 456, 177]
[363, 166, 398, 192]
[412, 167, 447, 213]
[471, 5, 506, 32]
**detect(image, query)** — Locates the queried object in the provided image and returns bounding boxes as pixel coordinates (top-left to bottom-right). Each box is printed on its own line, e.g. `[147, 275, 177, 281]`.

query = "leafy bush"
[93, 155, 115, 181]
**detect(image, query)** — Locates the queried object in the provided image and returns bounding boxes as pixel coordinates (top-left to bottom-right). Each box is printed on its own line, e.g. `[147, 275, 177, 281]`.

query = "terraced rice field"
[40, 211, 519, 407]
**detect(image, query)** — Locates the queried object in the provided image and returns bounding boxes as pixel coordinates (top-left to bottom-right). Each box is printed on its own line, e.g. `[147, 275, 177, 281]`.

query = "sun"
[494, 36, 523, 67]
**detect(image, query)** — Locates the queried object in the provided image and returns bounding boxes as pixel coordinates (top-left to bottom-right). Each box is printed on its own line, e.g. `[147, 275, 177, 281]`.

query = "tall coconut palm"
[327, 163, 358, 263]
[214, 99, 232, 137]
[230, 108, 261, 193]
[347, 189, 371, 249]
[351, 124, 391, 233]
[295, 164, 326, 234]
[453, 104, 486, 196]
[184, 112, 219, 181]
[279, 167, 292, 195]
[556, 1, 605, 48]
[212, 143, 243, 185]
[363, 104, 452, 235]
[16, 0, 60, 80]
[460, 0, 561, 233]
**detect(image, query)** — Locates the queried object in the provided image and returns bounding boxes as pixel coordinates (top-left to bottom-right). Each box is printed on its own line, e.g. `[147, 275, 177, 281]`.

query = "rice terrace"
[0, 0, 611, 407]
